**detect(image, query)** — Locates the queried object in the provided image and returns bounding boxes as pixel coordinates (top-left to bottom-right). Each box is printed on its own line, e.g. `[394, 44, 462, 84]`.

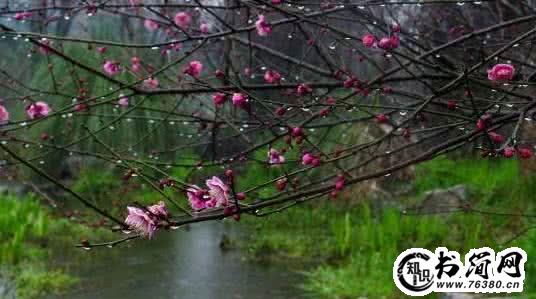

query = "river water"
[49, 222, 305, 299]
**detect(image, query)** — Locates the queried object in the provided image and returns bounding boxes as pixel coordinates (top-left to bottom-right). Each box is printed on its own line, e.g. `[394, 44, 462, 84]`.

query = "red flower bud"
[291, 127, 304, 137]
[503, 147, 515, 158]
[236, 192, 246, 201]
[518, 147, 533, 159]
[376, 114, 388, 123]
[447, 100, 457, 110]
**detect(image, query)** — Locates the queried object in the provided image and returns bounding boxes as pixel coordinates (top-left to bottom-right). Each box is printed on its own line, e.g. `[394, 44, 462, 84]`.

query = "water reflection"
[49, 222, 304, 299]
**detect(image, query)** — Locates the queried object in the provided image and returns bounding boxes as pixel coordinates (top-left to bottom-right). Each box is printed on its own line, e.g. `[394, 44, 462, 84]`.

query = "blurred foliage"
[242, 157, 536, 298]
[0, 193, 113, 299]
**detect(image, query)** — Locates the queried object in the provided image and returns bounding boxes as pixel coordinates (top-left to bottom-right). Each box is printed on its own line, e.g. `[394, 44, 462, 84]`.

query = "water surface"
[50, 222, 304, 299]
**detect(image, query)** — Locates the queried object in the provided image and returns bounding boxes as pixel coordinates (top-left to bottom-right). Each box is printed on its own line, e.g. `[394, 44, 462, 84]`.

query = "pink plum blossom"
[118, 94, 129, 107]
[206, 176, 230, 207]
[14, 12, 32, 21]
[184, 60, 203, 78]
[268, 148, 285, 165]
[264, 70, 281, 84]
[212, 92, 227, 106]
[302, 153, 314, 165]
[377, 37, 391, 49]
[487, 64, 515, 82]
[362, 34, 376, 48]
[174, 12, 192, 29]
[125, 206, 157, 239]
[296, 83, 312, 96]
[131, 56, 142, 73]
[38, 40, 53, 55]
[200, 23, 209, 34]
[26, 101, 51, 119]
[143, 77, 159, 89]
[232, 93, 247, 107]
[503, 147, 515, 158]
[147, 201, 169, 219]
[103, 60, 121, 76]
[255, 15, 272, 37]
[488, 132, 505, 144]
[291, 127, 303, 137]
[276, 178, 287, 191]
[187, 186, 209, 210]
[0, 104, 9, 124]
[518, 147, 533, 159]
[144, 19, 159, 31]
[389, 35, 399, 48]
[335, 175, 345, 191]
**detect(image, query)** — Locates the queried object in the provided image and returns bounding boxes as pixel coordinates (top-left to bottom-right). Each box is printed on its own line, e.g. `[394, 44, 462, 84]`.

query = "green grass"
[241, 157, 536, 298]
[0, 193, 113, 299]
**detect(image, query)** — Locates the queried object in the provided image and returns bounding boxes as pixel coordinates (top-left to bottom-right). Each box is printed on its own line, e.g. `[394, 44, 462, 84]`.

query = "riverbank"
[0, 194, 114, 298]
[240, 157, 536, 298]
[2, 157, 535, 298]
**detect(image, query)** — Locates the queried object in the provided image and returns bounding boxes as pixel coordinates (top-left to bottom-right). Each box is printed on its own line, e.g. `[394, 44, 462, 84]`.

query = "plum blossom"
[276, 178, 287, 191]
[125, 207, 157, 238]
[264, 70, 281, 84]
[103, 60, 121, 76]
[268, 148, 285, 165]
[476, 113, 491, 131]
[186, 186, 209, 210]
[275, 106, 286, 116]
[362, 34, 376, 48]
[272, 0, 282, 4]
[488, 64, 515, 82]
[144, 19, 159, 31]
[147, 201, 169, 219]
[14, 12, 32, 21]
[143, 77, 159, 89]
[125, 201, 170, 239]
[518, 147, 533, 159]
[131, 56, 142, 72]
[118, 94, 129, 107]
[335, 175, 345, 191]
[377, 35, 399, 50]
[200, 23, 209, 34]
[38, 40, 53, 55]
[206, 176, 230, 207]
[377, 37, 391, 49]
[488, 132, 505, 144]
[184, 60, 203, 78]
[503, 147, 515, 158]
[232, 93, 247, 107]
[389, 35, 399, 48]
[75, 103, 88, 112]
[296, 83, 312, 96]
[174, 12, 192, 29]
[212, 92, 227, 106]
[302, 153, 314, 165]
[255, 15, 272, 37]
[0, 105, 9, 124]
[375, 114, 388, 123]
[186, 176, 232, 210]
[291, 127, 303, 137]
[26, 101, 51, 119]
[447, 100, 457, 110]
[214, 69, 225, 78]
